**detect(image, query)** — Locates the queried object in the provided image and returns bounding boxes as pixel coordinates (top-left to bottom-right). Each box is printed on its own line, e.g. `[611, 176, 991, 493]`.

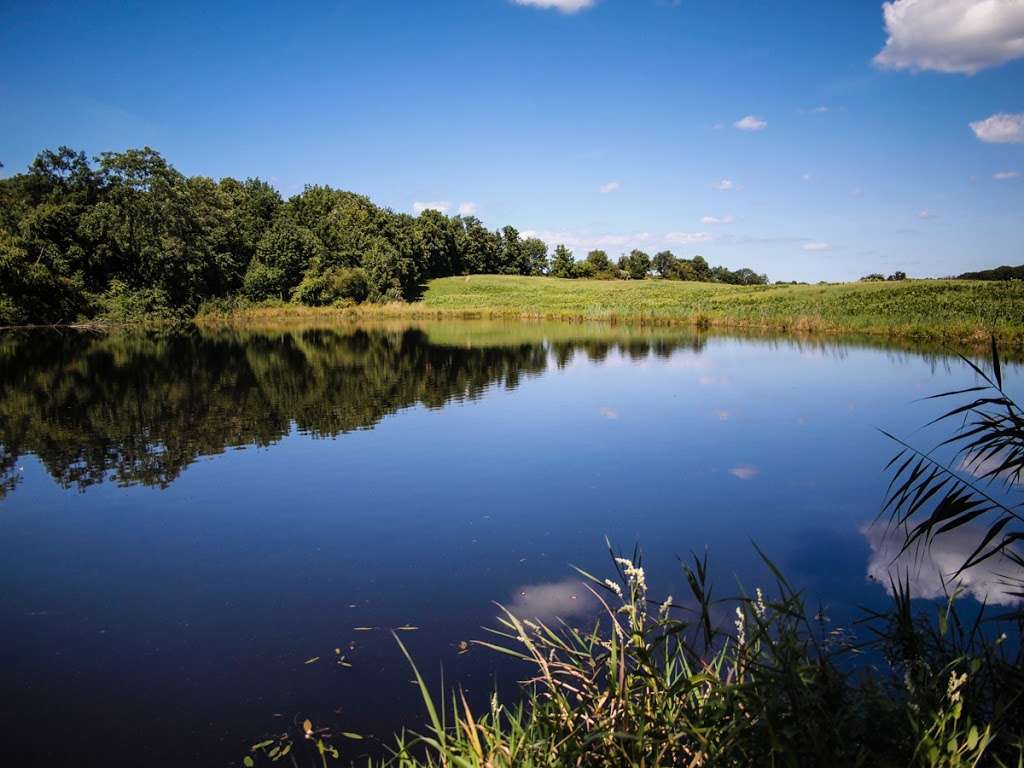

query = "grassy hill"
[418, 275, 1023, 345]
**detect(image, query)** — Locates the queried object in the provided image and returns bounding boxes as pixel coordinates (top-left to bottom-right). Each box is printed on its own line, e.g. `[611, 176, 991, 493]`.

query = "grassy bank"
[197, 276, 1024, 349]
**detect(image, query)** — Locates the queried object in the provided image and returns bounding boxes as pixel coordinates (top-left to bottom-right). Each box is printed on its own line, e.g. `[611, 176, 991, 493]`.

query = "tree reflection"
[0, 325, 710, 497]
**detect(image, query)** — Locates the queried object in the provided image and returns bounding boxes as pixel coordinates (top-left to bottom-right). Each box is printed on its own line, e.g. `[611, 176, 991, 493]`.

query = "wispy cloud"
[802, 241, 832, 252]
[521, 229, 651, 251]
[599, 180, 621, 194]
[511, 0, 597, 13]
[412, 201, 451, 214]
[598, 406, 619, 420]
[809, 105, 830, 114]
[733, 115, 767, 131]
[874, 0, 1024, 74]
[700, 215, 734, 225]
[714, 179, 736, 191]
[917, 210, 937, 219]
[729, 464, 761, 480]
[457, 202, 478, 216]
[970, 113, 1024, 144]
[993, 170, 1020, 181]
[665, 231, 715, 245]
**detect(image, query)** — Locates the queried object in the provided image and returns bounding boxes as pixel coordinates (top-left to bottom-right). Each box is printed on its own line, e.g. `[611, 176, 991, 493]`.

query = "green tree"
[521, 237, 549, 276]
[243, 220, 324, 300]
[622, 249, 651, 280]
[585, 250, 611, 274]
[549, 244, 576, 278]
[652, 250, 676, 278]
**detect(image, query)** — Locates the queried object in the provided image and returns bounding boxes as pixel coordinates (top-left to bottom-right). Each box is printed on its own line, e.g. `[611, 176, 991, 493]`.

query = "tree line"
[0, 146, 768, 325]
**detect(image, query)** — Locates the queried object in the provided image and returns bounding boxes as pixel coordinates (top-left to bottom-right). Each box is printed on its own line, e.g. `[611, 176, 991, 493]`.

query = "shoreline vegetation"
[3, 146, 1021, 353]
[191, 275, 1024, 351]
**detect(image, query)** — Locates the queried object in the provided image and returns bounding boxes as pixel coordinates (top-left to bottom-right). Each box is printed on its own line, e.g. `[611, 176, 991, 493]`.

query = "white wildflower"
[734, 606, 746, 647]
[614, 558, 647, 595]
[659, 595, 673, 621]
[754, 588, 767, 619]
[947, 670, 968, 704]
[604, 579, 623, 598]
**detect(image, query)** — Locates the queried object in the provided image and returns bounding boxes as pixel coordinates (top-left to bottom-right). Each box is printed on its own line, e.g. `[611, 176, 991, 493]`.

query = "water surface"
[1, 321, 1020, 766]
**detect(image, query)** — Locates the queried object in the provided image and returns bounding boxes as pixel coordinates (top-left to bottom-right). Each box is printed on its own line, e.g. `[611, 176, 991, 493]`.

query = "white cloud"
[802, 241, 832, 252]
[993, 170, 1020, 180]
[599, 181, 621, 194]
[700, 215, 734, 225]
[801, 173, 813, 182]
[521, 229, 651, 251]
[598, 406, 619, 419]
[714, 179, 736, 191]
[729, 464, 761, 480]
[862, 523, 1023, 606]
[412, 200, 451, 214]
[874, 0, 1024, 75]
[970, 112, 1024, 143]
[511, 0, 597, 12]
[809, 105, 830, 114]
[918, 209, 938, 219]
[665, 231, 715, 244]
[507, 579, 597, 622]
[734, 115, 767, 131]
[457, 202, 478, 216]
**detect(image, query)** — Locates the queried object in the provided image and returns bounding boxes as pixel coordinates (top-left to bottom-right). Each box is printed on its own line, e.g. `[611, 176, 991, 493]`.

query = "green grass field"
[417, 275, 1023, 346]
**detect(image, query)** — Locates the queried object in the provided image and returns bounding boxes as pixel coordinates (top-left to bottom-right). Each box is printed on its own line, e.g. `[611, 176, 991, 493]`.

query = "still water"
[1, 321, 1020, 766]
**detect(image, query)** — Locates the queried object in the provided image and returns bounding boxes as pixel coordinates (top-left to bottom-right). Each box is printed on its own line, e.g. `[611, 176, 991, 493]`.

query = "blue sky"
[1, 0, 1021, 281]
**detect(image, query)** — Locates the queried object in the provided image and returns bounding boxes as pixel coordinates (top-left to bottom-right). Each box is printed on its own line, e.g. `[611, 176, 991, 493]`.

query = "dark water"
[1, 321, 1020, 766]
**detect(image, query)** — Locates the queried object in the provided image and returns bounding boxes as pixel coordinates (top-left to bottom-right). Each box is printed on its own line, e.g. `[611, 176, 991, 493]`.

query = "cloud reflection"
[507, 578, 597, 622]
[729, 465, 760, 480]
[862, 523, 1024, 606]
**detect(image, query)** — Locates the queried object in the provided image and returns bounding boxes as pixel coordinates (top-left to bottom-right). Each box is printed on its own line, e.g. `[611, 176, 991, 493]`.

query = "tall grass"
[244, 544, 1021, 767]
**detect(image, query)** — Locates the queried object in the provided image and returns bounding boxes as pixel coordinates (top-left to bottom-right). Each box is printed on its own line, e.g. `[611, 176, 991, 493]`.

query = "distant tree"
[887, 271, 907, 281]
[454, 216, 499, 273]
[622, 249, 651, 280]
[690, 255, 712, 282]
[549, 244, 576, 278]
[860, 273, 885, 282]
[585, 249, 611, 273]
[652, 250, 676, 278]
[520, 237, 549, 276]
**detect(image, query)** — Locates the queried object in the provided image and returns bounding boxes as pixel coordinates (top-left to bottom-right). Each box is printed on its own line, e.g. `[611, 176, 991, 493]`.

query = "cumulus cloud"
[970, 112, 1024, 143]
[599, 181, 621, 194]
[700, 215, 734, 225]
[874, 0, 1024, 74]
[665, 231, 715, 244]
[511, 0, 597, 12]
[412, 201, 451, 214]
[802, 241, 832, 252]
[993, 170, 1020, 180]
[862, 522, 1023, 606]
[457, 202, 478, 216]
[734, 115, 767, 131]
[714, 179, 736, 191]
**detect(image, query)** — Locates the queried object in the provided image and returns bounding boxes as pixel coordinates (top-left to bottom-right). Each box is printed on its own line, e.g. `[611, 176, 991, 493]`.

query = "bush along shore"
[244, 345, 1024, 767]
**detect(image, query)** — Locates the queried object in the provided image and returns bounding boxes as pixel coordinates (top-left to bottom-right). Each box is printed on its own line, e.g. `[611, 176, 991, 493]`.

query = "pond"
[1, 321, 1020, 767]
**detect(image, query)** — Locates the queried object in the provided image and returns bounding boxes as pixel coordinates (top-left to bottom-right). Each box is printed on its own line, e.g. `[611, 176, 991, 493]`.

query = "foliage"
[1, 146, 776, 325]
[881, 339, 1023, 597]
[958, 265, 1024, 282]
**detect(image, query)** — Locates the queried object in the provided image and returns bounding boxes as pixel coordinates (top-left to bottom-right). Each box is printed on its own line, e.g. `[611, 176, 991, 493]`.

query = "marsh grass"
[198, 276, 1024, 350]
